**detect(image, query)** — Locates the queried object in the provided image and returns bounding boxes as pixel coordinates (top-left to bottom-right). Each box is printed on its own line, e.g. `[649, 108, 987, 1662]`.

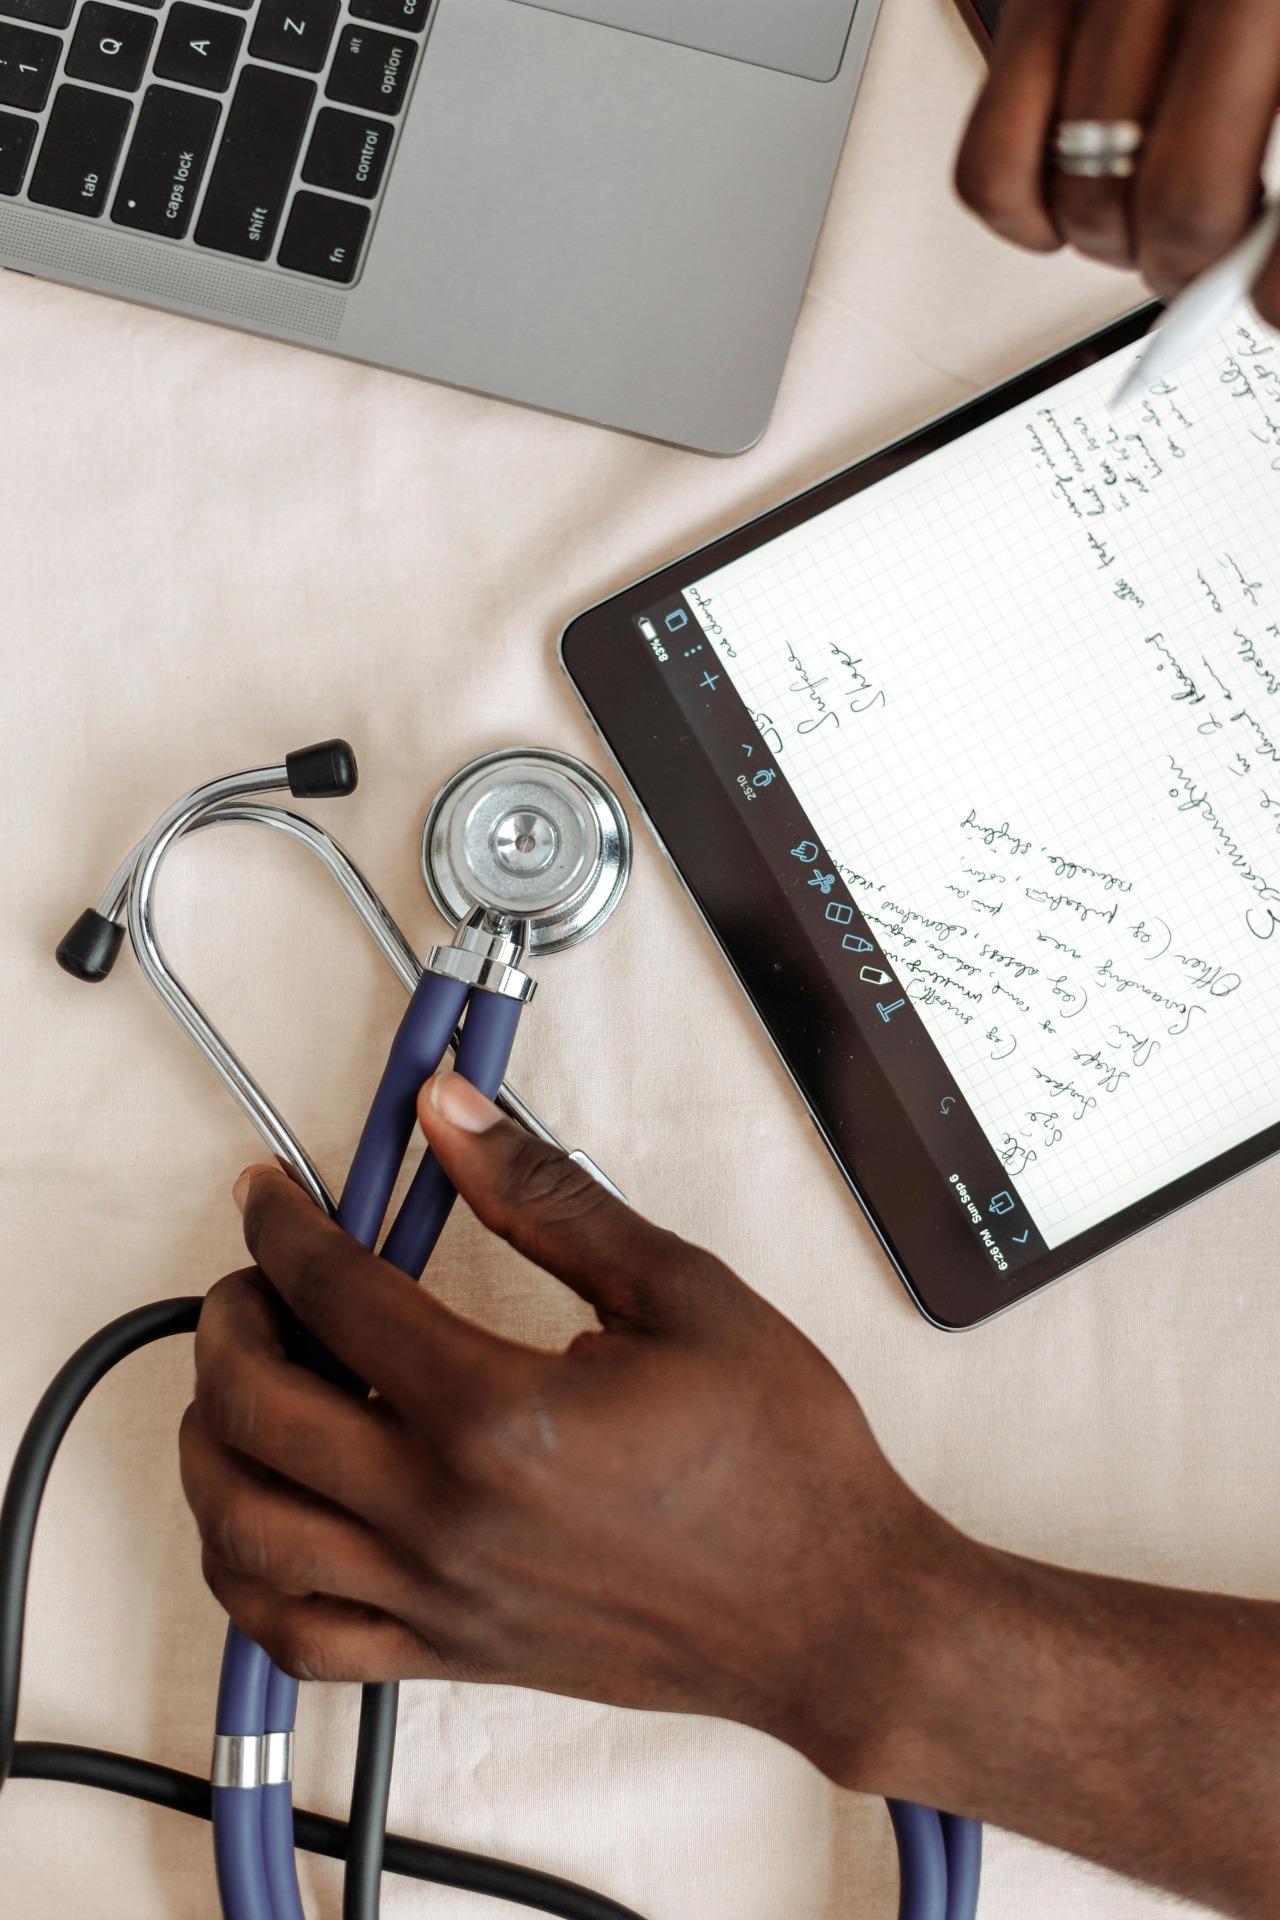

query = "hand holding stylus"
[955, 0, 1280, 331]
[181, 1075, 1280, 1920]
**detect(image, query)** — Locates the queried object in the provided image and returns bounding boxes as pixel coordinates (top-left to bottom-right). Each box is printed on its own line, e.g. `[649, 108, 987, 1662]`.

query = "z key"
[249, 0, 337, 74]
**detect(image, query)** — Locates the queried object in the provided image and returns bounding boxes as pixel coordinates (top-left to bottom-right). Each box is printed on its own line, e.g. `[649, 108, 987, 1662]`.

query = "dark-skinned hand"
[955, 0, 1280, 324]
[180, 1068, 953, 1790]
[180, 1070, 1280, 1919]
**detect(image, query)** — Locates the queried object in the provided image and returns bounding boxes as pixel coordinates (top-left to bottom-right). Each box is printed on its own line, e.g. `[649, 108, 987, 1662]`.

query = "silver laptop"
[0, 0, 882, 451]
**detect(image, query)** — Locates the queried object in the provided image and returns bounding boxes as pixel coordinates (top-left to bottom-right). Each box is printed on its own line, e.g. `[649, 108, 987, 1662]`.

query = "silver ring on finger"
[1052, 118, 1145, 179]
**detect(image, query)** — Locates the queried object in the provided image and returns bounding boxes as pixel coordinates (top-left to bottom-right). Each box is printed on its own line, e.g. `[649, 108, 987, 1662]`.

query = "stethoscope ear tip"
[285, 739, 359, 800]
[55, 908, 126, 983]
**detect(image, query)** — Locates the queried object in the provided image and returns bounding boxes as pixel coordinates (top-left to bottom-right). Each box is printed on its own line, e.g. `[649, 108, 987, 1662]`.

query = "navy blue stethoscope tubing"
[887, 1802, 982, 1920]
[213, 967, 521, 1920]
[209, 964, 983, 1920]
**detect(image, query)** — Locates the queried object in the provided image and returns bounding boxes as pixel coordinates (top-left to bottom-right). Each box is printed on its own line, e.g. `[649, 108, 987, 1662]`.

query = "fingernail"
[232, 1163, 274, 1213]
[427, 1070, 501, 1133]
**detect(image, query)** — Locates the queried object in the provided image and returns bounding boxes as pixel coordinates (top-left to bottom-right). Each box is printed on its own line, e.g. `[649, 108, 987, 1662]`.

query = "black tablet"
[563, 301, 1280, 1327]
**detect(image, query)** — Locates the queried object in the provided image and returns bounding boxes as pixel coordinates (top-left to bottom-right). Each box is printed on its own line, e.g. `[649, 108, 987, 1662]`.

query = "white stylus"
[1111, 200, 1280, 410]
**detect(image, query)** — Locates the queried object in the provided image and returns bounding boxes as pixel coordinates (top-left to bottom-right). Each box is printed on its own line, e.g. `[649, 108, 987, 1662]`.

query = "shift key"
[194, 63, 313, 260]
[112, 86, 219, 238]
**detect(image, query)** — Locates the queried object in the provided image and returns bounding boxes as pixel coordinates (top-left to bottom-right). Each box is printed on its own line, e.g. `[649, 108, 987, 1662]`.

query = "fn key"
[278, 190, 368, 282]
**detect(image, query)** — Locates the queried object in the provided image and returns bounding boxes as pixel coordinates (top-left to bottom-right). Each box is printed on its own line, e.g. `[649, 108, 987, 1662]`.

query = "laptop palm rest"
[507, 0, 860, 83]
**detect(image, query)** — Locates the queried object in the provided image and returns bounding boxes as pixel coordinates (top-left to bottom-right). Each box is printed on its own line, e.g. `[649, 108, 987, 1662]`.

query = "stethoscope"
[0, 739, 981, 1920]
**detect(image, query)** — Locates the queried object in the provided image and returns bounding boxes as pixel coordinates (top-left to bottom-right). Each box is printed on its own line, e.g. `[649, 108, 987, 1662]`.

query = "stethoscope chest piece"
[422, 747, 631, 955]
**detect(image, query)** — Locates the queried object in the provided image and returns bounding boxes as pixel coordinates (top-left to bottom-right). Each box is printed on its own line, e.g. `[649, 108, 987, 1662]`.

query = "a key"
[278, 187, 368, 281]
[0, 20, 59, 112]
[0, 0, 71, 29]
[111, 83, 219, 235]
[66, 3, 156, 90]
[325, 23, 414, 115]
[248, 0, 336, 73]
[0, 105, 36, 192]
[301, 106, 390, 200]
[28, 84, 131, 214]
[193, 63, 312, 259]
[154, 2, 243, 90]
[348, 0, 429, 34]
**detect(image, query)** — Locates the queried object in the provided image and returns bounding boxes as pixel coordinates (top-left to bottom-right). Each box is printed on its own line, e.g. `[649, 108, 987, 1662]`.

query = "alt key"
[278, 189, 369, 282]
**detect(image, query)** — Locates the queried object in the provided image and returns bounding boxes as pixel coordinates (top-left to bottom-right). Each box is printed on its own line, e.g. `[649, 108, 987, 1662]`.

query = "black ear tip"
[285, 739, 358, 799]
[56, 908, 125, 982]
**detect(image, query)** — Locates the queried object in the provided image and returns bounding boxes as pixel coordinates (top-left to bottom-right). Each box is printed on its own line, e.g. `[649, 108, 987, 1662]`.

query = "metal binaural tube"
[123, 764, 334, 1213]
[84, 799, 595, 1177]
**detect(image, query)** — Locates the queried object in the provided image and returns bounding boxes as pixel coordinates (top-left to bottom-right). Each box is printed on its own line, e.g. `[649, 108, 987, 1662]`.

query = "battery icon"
[638, 617, 659, 643]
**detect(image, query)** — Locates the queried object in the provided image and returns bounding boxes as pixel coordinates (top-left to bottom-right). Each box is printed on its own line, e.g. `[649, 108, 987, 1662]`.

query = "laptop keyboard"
[0, 0, 429, 283]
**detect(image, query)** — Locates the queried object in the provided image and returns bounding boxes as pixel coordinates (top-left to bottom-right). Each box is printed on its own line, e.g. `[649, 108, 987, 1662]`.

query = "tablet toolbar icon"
[700, 670, 720, 692]
[842, 933, 874, 954]
[989, 1191, 1015, 1216]
[825, 902, 853, 925]
[791, 840, 819, 862]
[859, 966, 892, 986]
[665, 609, 689, 633]
[876, 998, 907, 1022]
[808, 870, 835, 894]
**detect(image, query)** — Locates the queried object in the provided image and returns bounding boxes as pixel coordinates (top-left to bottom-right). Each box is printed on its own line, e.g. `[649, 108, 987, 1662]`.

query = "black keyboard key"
[302, 106, 389, 200]
[278, 188, 367, 280]
[111, 83, 218, 234]
[0, 20, 58, 110]
[155, 2, 242, 89]
[28, 84, 130, 212]
[66, 3, 156, 90]
[0, 106, 35, 191]
[325, 24, 413, 114]
[349, 0, 428, 33]
[0, 0, 71, 29]
[248, 0, 335, 72]
[194, 63, 311, 259]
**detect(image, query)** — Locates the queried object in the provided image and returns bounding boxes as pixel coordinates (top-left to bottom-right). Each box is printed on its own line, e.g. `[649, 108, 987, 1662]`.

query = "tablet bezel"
[560, 303, 1280, 1327]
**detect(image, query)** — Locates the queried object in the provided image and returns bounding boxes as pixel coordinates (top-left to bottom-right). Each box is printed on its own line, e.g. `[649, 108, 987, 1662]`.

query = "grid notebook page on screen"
[679, 311, 1280, 1261]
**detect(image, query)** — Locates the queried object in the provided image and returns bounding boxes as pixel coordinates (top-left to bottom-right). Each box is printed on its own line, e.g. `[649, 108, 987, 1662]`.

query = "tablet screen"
[564, 303, 1280, 1324]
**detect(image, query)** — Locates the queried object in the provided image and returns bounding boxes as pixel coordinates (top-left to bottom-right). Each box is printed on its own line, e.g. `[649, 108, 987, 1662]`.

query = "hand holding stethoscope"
[1, 740, 979, 1920]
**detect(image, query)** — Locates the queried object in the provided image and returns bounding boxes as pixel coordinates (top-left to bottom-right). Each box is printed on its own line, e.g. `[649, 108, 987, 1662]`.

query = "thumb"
[417, 1069, 697, 1334]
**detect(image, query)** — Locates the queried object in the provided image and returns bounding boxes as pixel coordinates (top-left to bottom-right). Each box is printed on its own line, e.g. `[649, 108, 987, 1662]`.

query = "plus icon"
[700, 670, 721, 692]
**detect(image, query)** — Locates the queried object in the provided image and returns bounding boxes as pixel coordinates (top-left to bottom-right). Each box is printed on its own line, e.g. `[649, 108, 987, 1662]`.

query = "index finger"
[235, 1165, 520, 1412]
[954, 0, 1076, 252]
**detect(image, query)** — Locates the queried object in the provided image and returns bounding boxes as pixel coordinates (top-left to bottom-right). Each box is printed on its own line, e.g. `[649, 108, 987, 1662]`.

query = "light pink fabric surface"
[3, 1, 1277, 1915]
